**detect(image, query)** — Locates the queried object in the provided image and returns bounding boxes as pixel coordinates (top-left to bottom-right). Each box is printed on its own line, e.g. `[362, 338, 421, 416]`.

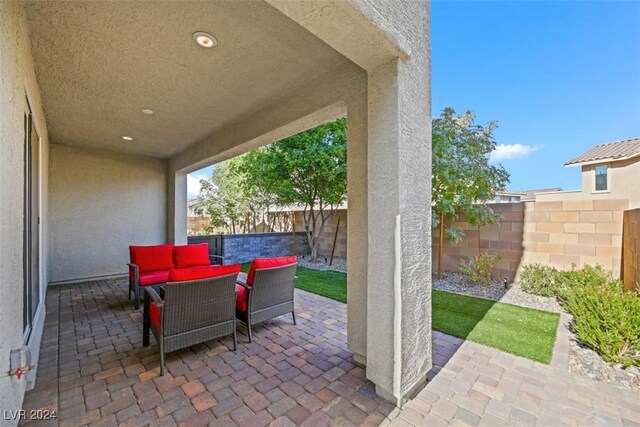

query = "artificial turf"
[246, 263, 560, 363]
[432, 289, 560, 364]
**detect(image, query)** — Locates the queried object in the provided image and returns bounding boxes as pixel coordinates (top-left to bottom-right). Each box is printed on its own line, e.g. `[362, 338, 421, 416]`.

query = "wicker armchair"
[143, 267, 240, 375]
[236, 261, 298, 342]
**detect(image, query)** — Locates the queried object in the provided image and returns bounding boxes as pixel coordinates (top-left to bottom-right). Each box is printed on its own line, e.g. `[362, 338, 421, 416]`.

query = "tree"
[249, 118, 347, 261]
[432, 107, 510, 277]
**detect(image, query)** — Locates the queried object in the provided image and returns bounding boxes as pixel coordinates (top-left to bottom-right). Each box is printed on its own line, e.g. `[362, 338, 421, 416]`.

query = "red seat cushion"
[130, 244, 174, 273]
[236, 284, 248, 312]
[173, 243, 210, 268]
[168, 264, 241, 282]
[246, 256, 298, 285]
[150, 302, 161, 330]
[139, 270, 170, 286]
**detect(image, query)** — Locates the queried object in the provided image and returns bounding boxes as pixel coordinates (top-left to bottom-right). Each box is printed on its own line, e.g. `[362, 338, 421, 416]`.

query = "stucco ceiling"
[25, 1, 350, 158]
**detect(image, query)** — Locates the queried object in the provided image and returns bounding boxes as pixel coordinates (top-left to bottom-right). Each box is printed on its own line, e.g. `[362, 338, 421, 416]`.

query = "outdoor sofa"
[128, 243, 224, 309]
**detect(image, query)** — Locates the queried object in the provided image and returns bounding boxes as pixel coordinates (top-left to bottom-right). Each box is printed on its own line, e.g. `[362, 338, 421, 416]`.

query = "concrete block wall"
[621, 208, 640, 292]
[293, 209, 347, 259]
[521, 199, 626, 276]
[433, 203, 525, 280]
[433, 199, 627, 280]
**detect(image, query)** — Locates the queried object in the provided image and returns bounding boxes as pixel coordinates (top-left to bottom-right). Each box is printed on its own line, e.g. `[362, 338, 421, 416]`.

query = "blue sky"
[433, 0, 640, 191]
[189, 1, 640, 197]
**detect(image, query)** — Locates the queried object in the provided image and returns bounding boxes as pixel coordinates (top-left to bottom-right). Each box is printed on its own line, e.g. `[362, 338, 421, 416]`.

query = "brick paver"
[21, 279, 639, 426]
[20, 279, 392, 426]
[389, 313, 640, 427]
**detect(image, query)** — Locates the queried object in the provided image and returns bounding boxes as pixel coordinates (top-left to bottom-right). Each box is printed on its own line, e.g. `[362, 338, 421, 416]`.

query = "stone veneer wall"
[433, 199, 628, 281]
[622, 208, 640, 292]
[212, 232, 310, 264]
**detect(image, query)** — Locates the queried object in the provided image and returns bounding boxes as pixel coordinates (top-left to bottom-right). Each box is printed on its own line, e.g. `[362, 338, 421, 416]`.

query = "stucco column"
[167, 171, 188, 245]
[366, 16, 432, 404]
[346, 76, 368, 362]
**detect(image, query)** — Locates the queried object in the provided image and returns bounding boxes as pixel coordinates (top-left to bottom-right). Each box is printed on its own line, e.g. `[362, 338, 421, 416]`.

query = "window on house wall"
[595, 165, 608, 191]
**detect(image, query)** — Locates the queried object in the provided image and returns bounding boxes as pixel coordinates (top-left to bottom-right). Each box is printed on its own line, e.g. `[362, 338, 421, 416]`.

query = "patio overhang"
[1, 0, 432, 413]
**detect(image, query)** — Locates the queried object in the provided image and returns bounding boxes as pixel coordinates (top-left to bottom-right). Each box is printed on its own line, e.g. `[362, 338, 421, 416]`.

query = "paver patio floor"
[21, 279, 639, 427]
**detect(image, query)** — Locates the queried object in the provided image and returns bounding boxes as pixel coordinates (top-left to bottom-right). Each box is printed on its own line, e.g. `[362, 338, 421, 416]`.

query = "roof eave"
[564, 152, 640, 167]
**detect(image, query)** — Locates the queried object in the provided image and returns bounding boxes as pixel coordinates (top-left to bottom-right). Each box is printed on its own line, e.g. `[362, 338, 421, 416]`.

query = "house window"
[594, 165, 608, 191]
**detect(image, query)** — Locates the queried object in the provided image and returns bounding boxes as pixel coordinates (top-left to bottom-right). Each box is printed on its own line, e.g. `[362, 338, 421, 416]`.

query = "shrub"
[458, 252, 502, 286]
[518, 264, 560, 297]
[562, 282, 640, 367]
[519, 264, 616, 299]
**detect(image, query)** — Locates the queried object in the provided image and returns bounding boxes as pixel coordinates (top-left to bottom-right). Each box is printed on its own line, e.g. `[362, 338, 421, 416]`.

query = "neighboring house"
[493, 188, 562, 203]
[187, 199, 207, 217]
[537, 137, 640, 207]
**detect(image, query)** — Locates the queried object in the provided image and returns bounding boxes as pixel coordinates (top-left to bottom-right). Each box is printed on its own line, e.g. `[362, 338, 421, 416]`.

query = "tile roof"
[565, 137, 640, 166]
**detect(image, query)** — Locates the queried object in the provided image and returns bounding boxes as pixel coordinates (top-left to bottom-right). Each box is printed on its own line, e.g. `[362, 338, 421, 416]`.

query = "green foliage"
[519, 264, 616, 299]
[518, 263, 640, 367]
[432, 107, 510, 241]
[518, 264, 562, 297]
[562, 281, 640, 367]
[247, 118, 347, 260]
[458, 252, 502, 286]
[197, 154, 277, 234]
[196, 119, 347, 246]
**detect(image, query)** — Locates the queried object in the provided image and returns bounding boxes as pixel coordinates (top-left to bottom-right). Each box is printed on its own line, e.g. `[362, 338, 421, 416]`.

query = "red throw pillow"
[130, 244, 174, 273]
[173, 243, 210, 268]
[168, 264, 241, 282]
[246, 256, 298, 285]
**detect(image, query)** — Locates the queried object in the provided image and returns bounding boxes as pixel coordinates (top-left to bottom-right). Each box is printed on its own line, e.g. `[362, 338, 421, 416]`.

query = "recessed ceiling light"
[193, 31, 217, 48]
[122, 136, 133, 141]
[141, 108, 154, 115]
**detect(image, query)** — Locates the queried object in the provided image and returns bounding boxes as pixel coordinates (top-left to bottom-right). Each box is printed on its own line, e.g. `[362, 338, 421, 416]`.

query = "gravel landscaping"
[569, 335, 640, 391]
[433, 271, 564, 312]
[298, 255, 347, 273]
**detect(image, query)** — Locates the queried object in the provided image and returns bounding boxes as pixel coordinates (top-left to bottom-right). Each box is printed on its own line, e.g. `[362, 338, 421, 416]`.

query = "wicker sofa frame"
[142, 273, 237, 375]
[236, 263, 297, 342]
[129, 254, 224, 310]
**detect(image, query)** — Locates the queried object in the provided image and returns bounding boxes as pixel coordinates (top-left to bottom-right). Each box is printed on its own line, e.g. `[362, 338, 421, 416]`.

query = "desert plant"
[518, 264, 561, 297]
[458, 252, 502, 286]
[519, 264, 616, 299]
[562, 281, 640, 367]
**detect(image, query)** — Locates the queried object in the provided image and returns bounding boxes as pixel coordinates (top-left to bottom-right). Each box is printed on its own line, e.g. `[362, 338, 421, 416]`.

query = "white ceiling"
[26, 1, 350, 158]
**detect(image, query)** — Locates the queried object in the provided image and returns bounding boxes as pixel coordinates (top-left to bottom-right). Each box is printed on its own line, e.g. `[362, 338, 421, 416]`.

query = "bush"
[519, 264, 615, 299]
[458, 252, 502, 286]
[519, 263, 640, 367]
[518, 264, 560, 297]
[562, 282, 640, 367]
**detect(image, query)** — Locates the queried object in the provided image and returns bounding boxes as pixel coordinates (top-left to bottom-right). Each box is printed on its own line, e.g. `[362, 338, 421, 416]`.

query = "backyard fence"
[434, 199, 627, 281]
[622, 208, 640, 292]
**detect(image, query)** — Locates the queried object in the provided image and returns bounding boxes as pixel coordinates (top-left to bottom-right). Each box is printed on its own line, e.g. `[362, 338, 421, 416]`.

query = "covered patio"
[1, 0, 431, 418]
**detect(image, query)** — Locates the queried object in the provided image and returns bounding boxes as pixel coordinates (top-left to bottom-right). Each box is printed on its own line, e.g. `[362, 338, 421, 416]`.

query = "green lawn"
[253, 263, 559, 363]
[241, 263, 348, 303]
[433, 290, 559, 363]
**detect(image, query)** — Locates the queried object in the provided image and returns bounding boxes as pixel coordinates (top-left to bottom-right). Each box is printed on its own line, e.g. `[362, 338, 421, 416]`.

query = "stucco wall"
[0, 1, 50, 420]
[49, 144, 167, 283]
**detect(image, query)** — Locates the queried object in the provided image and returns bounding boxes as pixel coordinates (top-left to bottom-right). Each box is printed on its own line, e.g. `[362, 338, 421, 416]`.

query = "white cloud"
[187, 174, 208, 200]
[490, 144, 540, 162]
